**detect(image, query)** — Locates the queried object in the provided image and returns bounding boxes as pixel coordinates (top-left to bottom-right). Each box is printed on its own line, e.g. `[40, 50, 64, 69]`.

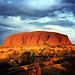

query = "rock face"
[3, 31, 72, 46]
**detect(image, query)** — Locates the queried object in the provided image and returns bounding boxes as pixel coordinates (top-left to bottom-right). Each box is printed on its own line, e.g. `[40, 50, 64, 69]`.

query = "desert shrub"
[49, 52, 56, 58]
[20, 51, 36, 65]
[0, 58, 20, 69]
[35, 56, 44, 63]
[57, 45, 62, 48]
[61, 60, 75, 75]
[35, 55, 49, 63]
[30, 53, 36, 63]
[0, 61, 11, 69]
[62, 56, 75, 62]
[41, 66, 66, 75]
[8, 59, 18, 67]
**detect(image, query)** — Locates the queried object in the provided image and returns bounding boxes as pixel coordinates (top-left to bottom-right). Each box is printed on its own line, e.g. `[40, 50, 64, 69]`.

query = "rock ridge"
[3, 31, 72, 46]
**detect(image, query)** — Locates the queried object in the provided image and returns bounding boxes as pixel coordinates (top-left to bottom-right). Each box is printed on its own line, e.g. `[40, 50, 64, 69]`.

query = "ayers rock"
[3, 31, 72, 46]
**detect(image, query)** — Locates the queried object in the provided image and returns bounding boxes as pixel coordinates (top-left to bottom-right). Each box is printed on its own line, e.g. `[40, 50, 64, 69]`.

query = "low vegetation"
[0, 45, 75, 75]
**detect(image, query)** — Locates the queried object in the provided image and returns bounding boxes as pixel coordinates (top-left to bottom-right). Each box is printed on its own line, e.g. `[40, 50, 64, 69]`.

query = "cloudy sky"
[0, 0, 75, 44]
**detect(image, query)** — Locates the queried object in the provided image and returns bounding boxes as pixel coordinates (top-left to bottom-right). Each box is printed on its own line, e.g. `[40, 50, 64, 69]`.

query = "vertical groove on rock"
[44, 33, 50, 44]
[37, 32, 44, 44]
[56, 34, 62, 43]
[22, 33, 25, 45]
[27, 34, 34, 44]
[22, 33, 30, 44]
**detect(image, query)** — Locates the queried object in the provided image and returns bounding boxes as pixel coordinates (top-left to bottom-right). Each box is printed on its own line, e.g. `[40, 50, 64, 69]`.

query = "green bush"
[20, 51, 36, 65]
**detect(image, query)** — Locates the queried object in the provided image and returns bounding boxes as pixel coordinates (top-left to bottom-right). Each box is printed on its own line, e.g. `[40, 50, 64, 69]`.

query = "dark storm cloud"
[0, 0, 74, 17]
[64, 0, 75, 4]
[0, 0, 75, 44]
[0, 23, 13, 28]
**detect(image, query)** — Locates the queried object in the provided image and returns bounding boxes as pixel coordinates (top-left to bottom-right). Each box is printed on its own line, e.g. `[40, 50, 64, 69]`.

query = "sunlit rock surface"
[3, 31, 72, 46]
